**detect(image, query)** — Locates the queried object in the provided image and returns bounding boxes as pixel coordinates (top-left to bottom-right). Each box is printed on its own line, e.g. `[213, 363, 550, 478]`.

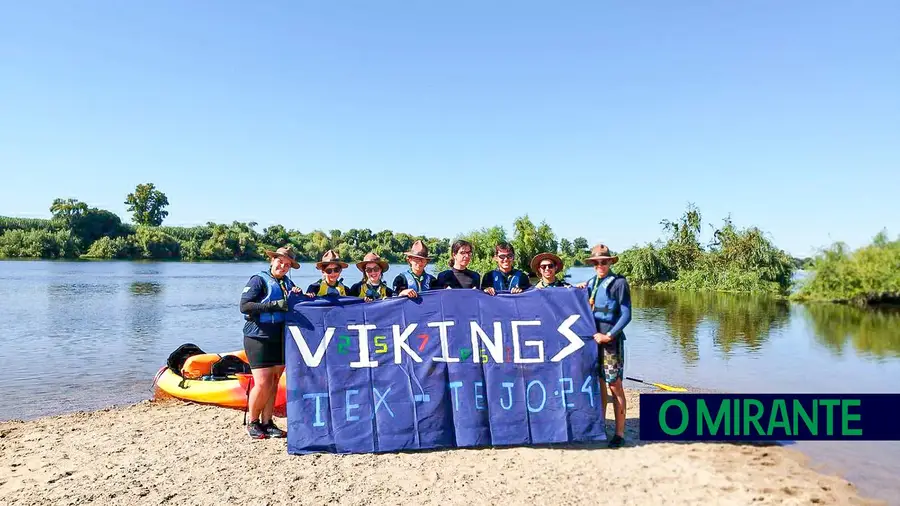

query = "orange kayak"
[152, 349, 286, 415]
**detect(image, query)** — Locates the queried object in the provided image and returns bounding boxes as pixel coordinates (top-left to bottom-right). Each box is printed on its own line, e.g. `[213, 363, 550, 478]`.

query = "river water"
[1, 260, 898, 503]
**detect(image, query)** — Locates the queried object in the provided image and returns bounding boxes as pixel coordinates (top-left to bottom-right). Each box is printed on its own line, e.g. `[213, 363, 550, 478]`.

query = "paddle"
[625, 376, 688, 392]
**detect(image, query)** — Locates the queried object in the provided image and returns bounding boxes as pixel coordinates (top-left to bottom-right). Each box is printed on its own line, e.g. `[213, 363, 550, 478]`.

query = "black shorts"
[243, 335, 285, 369]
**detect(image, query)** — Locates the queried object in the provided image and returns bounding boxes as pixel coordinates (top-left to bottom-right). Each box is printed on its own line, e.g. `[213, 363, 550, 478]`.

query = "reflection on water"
[803, 303, 900, 359]
[632, 289, 790, 363]
[628, 286, 899, 371]
[129, 281, 163, 295]
[47, 283, 119, 296]
[129, 283, 162, 351]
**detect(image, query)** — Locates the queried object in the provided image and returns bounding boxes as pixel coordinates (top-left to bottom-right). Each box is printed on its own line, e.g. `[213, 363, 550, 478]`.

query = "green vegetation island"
[1, 183, 896, 307]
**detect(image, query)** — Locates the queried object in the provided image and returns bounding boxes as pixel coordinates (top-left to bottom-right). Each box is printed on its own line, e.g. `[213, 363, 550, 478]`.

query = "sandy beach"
[0, 390, 885, 506]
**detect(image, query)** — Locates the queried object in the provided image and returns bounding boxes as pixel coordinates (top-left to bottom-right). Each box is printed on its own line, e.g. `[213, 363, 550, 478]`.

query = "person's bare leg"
[261, 365, 284, 423]
[249, 367, 274, 424]
[599, 378, 610, 422]
[608, 378, 626, 437]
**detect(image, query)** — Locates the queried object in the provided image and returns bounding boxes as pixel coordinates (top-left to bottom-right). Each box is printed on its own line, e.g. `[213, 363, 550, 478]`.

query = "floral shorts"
[599, 337, 625, 384]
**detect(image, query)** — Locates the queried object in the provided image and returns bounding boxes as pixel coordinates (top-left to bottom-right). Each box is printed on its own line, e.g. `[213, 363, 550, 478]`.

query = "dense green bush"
[0, 229, 80, 258]
[792, 231, 900, 306]
[614, 206, 795, 295]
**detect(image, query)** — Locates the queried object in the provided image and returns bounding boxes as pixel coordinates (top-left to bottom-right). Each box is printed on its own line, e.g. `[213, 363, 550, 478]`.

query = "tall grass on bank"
[792, 231, 900, 306]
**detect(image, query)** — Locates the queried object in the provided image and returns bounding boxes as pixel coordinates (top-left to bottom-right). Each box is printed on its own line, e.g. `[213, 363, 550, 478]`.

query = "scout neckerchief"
[588, 274, 615, 310]
[363, 281, 387, 299]
[408, 269, 426, 291]
[271, 269, 289, 303]
[536, 278, 555, 289]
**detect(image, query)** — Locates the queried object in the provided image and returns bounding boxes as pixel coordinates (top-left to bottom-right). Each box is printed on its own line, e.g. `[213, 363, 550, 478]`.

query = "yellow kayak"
[151, 349, 286, 412]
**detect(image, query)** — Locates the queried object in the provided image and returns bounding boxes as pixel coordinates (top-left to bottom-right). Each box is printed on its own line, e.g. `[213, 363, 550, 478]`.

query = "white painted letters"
[550, 315, 585, 362]
[289, 325, 335, 367]
[392, 323, 422, 364]
[348, 324, 378, 368]
[470, 321, 503, 363]
[511, 320, 543, 364]
[428, 321, 459, 363]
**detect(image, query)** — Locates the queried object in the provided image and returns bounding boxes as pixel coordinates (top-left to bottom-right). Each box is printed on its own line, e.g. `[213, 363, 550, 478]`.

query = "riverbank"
[0, 391, 883, 506]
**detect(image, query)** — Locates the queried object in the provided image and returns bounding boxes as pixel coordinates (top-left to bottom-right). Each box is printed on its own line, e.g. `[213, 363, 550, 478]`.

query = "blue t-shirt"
[240, 274, 285, 339]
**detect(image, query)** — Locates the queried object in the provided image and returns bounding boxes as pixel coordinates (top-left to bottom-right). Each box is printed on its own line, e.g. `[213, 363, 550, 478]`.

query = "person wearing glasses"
[349, 252, 394, 301]
[239, 246, 301, 439]
[576, 243, 632, 449]
[481, 242, 531, 295]
[392, 240, 437, 298]
[436, 239, 481, 289]
[305, 249, 350, 297]
[530, 251, 570, 288]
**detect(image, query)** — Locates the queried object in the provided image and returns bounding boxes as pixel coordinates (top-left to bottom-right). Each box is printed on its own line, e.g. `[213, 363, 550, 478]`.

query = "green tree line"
[4, 183, 891, 303]
[0, 184, 595, 273]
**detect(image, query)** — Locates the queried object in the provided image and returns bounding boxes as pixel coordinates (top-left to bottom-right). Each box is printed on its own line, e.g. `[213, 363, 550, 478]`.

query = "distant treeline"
[3, 183, 888, 303]
[0, 185, 595, 276]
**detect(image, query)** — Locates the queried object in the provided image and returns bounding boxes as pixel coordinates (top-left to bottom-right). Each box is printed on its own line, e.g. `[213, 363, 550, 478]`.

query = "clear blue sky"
[2, 1, 898, 257]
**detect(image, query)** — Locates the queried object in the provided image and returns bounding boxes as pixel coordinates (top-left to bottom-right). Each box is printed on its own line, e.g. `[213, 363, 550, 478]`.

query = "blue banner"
[283, 287, 606, 454]
[640, 393, 900, 441]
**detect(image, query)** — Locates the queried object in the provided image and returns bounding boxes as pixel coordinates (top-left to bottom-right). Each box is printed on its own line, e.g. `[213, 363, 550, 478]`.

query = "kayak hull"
[152, 351, 287, 415]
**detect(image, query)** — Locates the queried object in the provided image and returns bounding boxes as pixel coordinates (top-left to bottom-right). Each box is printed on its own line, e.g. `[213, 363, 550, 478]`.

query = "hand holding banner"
[284, 287, 606, 454]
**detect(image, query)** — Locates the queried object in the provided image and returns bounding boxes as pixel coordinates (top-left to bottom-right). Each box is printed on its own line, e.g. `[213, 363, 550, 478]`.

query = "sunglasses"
[592, 259, 611, 266]
[364, 267, 381, 273]
[497, 254, 514, 260]
[539, 263, 556, 270]
[324, 267, 342, 274]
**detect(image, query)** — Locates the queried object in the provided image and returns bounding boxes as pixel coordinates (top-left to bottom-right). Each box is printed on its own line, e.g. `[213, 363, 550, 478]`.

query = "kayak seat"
[182, 350, 250, 379]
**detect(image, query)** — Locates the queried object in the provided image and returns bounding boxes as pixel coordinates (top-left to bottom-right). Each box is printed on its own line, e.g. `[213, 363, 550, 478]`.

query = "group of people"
[238, 239, 632, 448]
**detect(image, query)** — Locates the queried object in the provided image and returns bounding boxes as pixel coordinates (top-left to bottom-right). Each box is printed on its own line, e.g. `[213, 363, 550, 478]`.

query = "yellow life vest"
[317, 281, 347, 296]
[357, 282, 388, 299]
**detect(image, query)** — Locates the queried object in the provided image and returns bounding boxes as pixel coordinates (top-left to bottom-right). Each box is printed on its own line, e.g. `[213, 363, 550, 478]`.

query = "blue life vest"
[403, 270, 434, 292]
[491, 269, 524, 291]
[587, 274, 620, 324]
[257, 270, 295, 324]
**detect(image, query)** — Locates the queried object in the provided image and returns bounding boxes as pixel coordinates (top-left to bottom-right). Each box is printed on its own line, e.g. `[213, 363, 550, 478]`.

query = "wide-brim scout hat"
[530, 252, 564, 275]
[403, 239, 431, 261]
[586, 243, 618, 264]
[315, 249, 349, 270]
[265, 246, 300, 269]
[356, 252, 389, 273]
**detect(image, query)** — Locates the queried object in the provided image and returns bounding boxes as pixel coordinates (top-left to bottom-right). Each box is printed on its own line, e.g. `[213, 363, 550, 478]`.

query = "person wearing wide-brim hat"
[238, 245, 301, 439]
[305, 249, 350, 297]
[265, 246, 301, 269]
[349, 252, 394, 302]
[530, 252, 570, 289]
[391, 239, 437, 298]
[584, 243, 619, 266]
[575, 243, 631, 449]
